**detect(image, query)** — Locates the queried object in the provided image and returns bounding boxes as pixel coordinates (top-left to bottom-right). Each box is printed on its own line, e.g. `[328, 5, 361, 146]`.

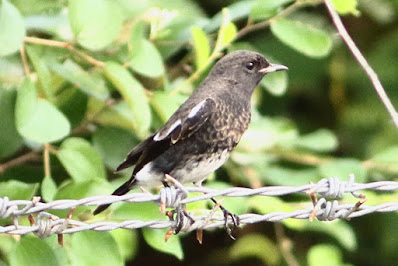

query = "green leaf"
[57, 137, 106, 182]
[284, 220, 357, 251]
[250, 0, 292, 21]
[260, 68, 288, 96]
[221, 21, 238, 47]
[93, 127, 137, 169]
[129, 21, 146, 58]
[94, 101, 136, 131]
[69, 0, 123, 50]
[319, 158, 367, 183]
[9, 236, 60, 266]
[371, 145, 398, 163]
[129, 39, 164, 78]
[142, 229, 183, 260]
[308, 244, 343, 266]
[0, 180, 38, 200]
[293, 129, 338, 152]
[25, 44, 53, 98]
[205, 1, 254, 32]
[271, 19, 332, 58]
[249, 195, 294, 214]
[70, 231, 123, 266]
[112, 201, 164, 221]
[263, 167, 320, 186]
[110, 230, 138, 262]
[50, 59, 109, 100]
[55, 179, 110, 200]
[150, 91, 188, 122]
[332, 0, 359, 16]
[191, 26, 210, 69]
[0, 0, 25, 56]
[15, 78, 71, 143]
[104, 62, 151, 137]
[229, 234, 281, 265]
[238, 116, 298, 152]
[0, 89, 23, 158]
[41, 175, 57, 202]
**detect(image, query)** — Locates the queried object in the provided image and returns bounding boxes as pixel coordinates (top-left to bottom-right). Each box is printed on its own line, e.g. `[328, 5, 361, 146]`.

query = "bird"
[94, 50, 288, 227]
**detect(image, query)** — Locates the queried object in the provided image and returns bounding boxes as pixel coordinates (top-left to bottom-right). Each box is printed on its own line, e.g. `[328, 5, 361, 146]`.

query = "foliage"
[0, 0, 397, 265]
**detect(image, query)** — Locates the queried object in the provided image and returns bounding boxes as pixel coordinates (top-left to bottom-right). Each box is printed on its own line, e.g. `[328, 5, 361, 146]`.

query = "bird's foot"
[220, 205, 240, 240]
[166, 206, 195, 235]
[210, 198, 240, 239]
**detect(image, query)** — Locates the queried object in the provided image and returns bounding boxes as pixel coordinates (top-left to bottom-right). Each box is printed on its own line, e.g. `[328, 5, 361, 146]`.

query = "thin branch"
[235, 0, 309, 39]
[275, 223, 299, 266]
[324, 0, 398, 128]
[24, 37, 105, 67]
[20, 46, 31, 76]
[44, 144, 51, 178]
[0, 152, 40, 174]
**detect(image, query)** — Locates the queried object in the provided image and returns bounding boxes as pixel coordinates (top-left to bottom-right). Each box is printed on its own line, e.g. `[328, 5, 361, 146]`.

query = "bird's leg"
[194, 181, 240, 239]
[210, 197, 240, 239]
[162, 174, 194, 234]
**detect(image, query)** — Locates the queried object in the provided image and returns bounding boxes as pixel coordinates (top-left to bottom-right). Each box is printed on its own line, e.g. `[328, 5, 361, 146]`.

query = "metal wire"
[0, 175, 397, 238]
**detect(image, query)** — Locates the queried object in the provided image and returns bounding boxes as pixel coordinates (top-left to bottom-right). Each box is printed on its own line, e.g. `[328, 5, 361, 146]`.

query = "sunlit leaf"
[41, 175, 57, 202]
[0, 180, 38, 200]
[0, 0, 25, 56]
[271, 18, 332, 58]
[332, 0, 359, 16]
[308, 244, 343, 266]
[129, 39, 164, 78]
[150, 91, 188, 122]
[261, 69, 288, 96]
[70, 231, 123, 266]
[9, 237, 60, 266]
[319, 159, 367, 183]
[57, 137, 106, 182]
[221, 21, 238, 46]
[50, 59, 109, 100]
[293, 129, 338, 152]
[104, 62, 151, 137]
[250, 0, 292, 21]
[69, 0, 123, 50]
[15, 78, 71, 143]
[229, 234, 281, 265]
[142, 229, 183, 260]
[191, 26, 210, 69]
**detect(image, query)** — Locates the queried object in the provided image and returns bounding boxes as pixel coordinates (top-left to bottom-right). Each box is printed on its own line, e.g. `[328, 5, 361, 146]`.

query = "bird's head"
[209, 50, 288, 95]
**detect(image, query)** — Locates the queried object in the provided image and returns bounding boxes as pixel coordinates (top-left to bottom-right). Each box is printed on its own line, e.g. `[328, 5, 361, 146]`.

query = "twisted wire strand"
[0, 175, 397, 238]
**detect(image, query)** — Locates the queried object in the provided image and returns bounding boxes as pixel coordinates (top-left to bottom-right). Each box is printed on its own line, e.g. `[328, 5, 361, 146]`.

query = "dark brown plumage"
[94, 50, 287, 215]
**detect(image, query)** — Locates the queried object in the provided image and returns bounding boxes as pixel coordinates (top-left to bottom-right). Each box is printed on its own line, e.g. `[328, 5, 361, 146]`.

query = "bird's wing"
[116, 98, 216, 172]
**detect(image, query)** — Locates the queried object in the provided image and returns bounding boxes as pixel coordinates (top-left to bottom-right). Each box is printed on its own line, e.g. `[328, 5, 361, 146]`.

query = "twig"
[275, 223, 299, 266]
[235, 0, 309, 39]
[20, 46, 31, 76]
[24, 37, 105, 67]
[0, 152, 40, 174]
[44, 144, 51, 178]
[324, 0, 398, 128]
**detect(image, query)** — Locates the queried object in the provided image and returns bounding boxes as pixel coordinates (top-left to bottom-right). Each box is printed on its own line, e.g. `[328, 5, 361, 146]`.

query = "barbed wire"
[0, 175, 397, 238]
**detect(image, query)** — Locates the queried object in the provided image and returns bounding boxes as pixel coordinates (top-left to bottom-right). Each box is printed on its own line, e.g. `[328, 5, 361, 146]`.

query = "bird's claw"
[166, 206, 195, 235]
[221, 208, 240, 240]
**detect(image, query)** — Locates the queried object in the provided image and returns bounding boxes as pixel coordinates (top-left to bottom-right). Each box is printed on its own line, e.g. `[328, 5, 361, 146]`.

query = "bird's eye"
[246, 62, 254, 70]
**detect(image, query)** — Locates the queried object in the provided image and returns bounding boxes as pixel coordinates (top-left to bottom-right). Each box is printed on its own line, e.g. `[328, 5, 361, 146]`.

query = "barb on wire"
[0, 175, 397, 238]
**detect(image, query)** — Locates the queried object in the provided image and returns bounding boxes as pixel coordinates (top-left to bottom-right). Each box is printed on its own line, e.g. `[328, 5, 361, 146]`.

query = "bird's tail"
[93, 180, 133, 215]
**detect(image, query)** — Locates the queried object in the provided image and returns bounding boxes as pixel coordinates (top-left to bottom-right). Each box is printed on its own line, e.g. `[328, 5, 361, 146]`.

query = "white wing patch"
[188, 99, 207, 118]
[153, 119, 181, 141]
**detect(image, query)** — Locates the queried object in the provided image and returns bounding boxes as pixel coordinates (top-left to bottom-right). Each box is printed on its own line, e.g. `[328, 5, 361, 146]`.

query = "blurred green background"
[0, 0, 397, 265]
